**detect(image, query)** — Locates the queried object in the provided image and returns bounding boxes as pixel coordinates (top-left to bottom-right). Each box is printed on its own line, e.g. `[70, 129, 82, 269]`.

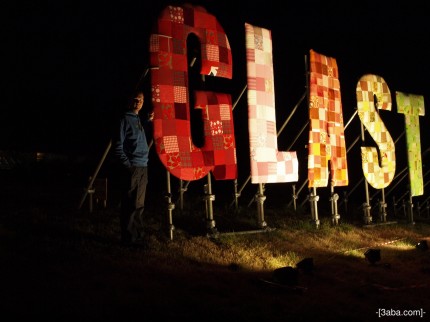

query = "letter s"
[356, 74, 395, 189]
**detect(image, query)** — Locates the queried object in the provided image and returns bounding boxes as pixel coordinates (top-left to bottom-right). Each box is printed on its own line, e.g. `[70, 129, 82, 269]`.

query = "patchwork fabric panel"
[396, 91, 425, 196]
[149, 5, 235, 181]
[307, 49, 349, 188]
[194, 91, 237, 179]
[356, 74, 395, 189]
[245, 23, 298, 184]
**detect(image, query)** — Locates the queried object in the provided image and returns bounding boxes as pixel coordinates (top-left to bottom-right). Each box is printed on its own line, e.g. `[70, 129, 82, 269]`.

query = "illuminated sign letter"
[307, 49, 349, 188]
[149, 5, 237, 181]
[356, 74, 395, 189]
[396, 91, 425, 196]
[245, 23, 298, 183]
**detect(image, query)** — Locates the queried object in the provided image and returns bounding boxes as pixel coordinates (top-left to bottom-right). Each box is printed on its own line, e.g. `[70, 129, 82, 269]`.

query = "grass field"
[1, 164, 429, 321]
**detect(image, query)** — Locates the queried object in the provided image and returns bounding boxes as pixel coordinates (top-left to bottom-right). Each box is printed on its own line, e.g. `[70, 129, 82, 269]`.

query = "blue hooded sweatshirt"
[113, 111, 149, 168]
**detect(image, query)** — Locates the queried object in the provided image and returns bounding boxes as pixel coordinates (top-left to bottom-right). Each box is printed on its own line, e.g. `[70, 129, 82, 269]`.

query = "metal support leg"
[378, 188, 387, 222]
[292, 184, 297, 211]
[178, 179, 188, 211]
[377, 188, 388, 223]
[86, 176, 95, 213]
[407, 193, 414, 225]
[203, 173, 218, 237]
[362, 202, 372, 225]
[329, 184, 340, 225]
[362, 177, 372, 225]
[360, 120, 372, 225]
[255, 183, 267, 229]
[378, 200, 387, 222]
[78, 141, 111, 210]
[233, 179, 240, 211]
[330, 191, 340, 225]
[165, 171, 175, 240]
[309, 188, 320, 229]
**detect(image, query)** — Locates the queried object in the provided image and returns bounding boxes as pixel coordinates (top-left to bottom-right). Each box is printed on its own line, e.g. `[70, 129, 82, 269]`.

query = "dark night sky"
[3, 0, 430, 200]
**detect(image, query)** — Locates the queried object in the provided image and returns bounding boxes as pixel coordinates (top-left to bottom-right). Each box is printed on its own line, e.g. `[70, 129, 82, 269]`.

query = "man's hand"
[148, 112, 154, 121]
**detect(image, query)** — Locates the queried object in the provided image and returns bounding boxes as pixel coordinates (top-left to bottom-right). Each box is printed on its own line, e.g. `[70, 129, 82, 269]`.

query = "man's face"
[131, 93, 144, 112]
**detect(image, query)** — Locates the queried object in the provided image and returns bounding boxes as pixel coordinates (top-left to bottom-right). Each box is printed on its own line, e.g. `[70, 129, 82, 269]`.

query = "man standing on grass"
[113, 90, 154, 246]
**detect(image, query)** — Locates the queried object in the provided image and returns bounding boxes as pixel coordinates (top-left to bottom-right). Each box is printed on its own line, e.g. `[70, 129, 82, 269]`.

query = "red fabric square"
[174, 103, 188, 120]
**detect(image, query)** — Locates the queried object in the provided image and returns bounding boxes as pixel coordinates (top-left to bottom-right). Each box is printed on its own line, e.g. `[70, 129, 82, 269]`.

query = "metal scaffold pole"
[165, 170, 175, 240]
[378, 189, 387, 223]
[407, 192, 415, 225]
[309, 187, 320, 229]
[330, 183, 340, 225]
[176, 179, 190, 211]
[360, 121, 372, 224]
[255, 183, 267, 229]
[78, 140, 112, 211]
[290, 174, 309, 209]
[291, 184, 297, 211]
[204, 172, 218, 237]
